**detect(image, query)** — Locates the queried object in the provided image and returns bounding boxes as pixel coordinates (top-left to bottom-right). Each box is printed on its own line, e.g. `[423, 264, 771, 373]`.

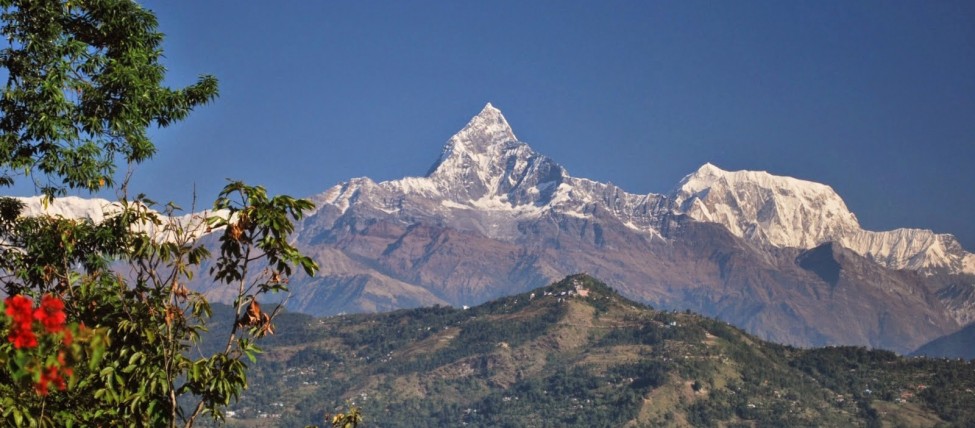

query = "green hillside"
[210, 275, 975, 427]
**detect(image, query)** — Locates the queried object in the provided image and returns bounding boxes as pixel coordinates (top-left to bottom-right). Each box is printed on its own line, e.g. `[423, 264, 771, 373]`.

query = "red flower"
[9, 328, 38, 349]
[5, 295, 38, 349]
[35, 364, 67, 396]
[5, 295, 33, 324]
[33, 294, 66, 333]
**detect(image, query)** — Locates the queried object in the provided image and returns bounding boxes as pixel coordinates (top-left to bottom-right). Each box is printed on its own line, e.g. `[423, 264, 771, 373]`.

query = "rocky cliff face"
[12, 104, 975, 353]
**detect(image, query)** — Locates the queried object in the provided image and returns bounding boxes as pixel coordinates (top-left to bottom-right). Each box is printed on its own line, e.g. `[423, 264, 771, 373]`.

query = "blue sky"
[8, 1, 975, 249]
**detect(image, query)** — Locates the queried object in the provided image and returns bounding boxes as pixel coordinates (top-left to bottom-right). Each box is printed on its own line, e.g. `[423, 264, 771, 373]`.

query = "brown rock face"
[246, 206, 962, 354]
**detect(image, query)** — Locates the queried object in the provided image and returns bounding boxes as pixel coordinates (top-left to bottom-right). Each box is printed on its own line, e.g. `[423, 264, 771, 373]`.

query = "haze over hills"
[11, 104, 975, 354]
[913, 322, 975, 360]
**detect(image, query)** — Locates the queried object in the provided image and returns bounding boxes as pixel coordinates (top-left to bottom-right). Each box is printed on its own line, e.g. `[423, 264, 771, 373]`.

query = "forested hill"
[211, 275, 975, 427]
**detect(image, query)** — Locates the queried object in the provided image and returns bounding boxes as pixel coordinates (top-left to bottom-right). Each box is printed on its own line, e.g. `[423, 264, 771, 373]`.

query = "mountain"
[277, 103, 975, 353]
[11, 104, 975, 353]
[306, 103, 975, 276]
[215, 275, 975, 427]
[673, 163, 975, 274]
[912, 322, 975, 359]
[9, 195, 220, 241]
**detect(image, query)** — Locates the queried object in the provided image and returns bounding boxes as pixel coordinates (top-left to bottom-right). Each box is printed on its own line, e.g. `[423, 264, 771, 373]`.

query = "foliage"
[0, 182, 318, 426]
[214, 276, 975, 427]
[0, 1, 324, 426]
[323, 405, 361, 428]
[0, 0, 217, 197]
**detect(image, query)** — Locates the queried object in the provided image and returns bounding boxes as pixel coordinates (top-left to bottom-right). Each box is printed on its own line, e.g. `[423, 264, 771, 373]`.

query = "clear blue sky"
[9, 1, 975, 249]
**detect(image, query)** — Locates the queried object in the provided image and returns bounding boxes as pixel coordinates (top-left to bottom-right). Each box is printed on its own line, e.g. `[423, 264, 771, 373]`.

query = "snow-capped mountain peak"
[431, 103, 517, 166]
[669, 163, 974, 274]
[8, 104, 975, 347]
[458, 102, 517, 145]
[671, 163, 861, 249]
[677, 162, 845, 202]
[308, 104, 666, 241]
[423, 103, 564, 205]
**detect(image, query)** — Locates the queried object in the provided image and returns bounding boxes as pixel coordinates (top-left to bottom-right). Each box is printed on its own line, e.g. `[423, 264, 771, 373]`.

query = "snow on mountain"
[841, 228, 975, 273]
[671, 163, 861, 249]
[6, 104, 975, 350]
[16, 196, 122, 222]
[312, 103, 975, 276]
[671, 163, 975, 274]
[8, 104, 973, 277]
[422, 102, 569, 210]
[310, 103, 666, 241]
[9, 196, 220, 241]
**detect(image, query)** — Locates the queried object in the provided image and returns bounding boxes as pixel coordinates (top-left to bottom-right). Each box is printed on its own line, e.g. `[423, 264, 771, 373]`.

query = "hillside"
[913, 323, 975, 359]
[207, 275, 975, 427]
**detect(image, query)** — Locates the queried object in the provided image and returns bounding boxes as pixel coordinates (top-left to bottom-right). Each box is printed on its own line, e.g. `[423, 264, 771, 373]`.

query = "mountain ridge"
[289, 104, 975, 352]
[21, 104, 969, 275]
[307, 103, 973, 276]
[7, 103, 975, 353]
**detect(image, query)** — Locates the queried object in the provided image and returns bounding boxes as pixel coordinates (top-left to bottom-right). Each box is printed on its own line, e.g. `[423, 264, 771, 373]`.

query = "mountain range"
[13, 104, 975, 354]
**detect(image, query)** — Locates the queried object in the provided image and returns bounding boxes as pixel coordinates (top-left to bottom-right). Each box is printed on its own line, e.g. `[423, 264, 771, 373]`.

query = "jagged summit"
[422, 104, 564, 205]
[424, 103, 517, 178]
[439, 102, 517, 157]
[472, 102, 514, 138]
[479, 102, 502, 117]
[426, 103, 518, 179]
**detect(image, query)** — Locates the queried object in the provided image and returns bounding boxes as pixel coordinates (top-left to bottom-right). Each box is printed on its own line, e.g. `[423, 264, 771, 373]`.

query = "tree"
[0, 0, 217, 197]
[0, 1, 319, 426]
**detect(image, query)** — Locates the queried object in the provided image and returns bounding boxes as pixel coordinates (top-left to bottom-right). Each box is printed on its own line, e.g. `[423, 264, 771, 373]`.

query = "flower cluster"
[4, 294, 69, 348]
[5, 295, 38, 349]
[35, 295, 68, 335]
[3, 294, 73, 395]
[35, 353, 73, 395]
